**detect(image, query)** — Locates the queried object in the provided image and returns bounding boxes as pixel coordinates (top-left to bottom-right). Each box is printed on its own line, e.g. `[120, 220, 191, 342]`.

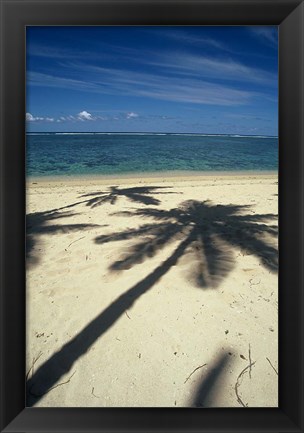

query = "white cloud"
[126, 112, 139, 119]
[77, 110, 94, 120]
[27, 111, 99, 123]
[26, 113, 35, 121]
[26, 112, 44, 122]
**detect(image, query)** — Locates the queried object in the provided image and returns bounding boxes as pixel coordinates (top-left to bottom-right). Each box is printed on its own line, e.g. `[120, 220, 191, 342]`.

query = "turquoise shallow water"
[26, 133, 278, 177]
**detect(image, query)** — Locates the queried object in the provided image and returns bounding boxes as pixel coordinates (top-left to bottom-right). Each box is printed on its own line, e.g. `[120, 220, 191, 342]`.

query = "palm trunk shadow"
[27, 231, 194, 406]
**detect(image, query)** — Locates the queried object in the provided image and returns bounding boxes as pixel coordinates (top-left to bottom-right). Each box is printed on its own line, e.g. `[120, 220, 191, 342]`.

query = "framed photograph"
[0, 1, 303, 432]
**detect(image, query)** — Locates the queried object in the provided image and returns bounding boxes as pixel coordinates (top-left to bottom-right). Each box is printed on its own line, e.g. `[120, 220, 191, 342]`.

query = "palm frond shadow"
[43, 186, 177, 214]
[26, 185, 174, 266]
[79, 185, 177, 207]
[95, 199, 278, 289]
[27, 210, 101, 267]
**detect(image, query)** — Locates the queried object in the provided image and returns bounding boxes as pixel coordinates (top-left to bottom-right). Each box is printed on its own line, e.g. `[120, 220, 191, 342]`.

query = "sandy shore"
[26, 172, 278, 407]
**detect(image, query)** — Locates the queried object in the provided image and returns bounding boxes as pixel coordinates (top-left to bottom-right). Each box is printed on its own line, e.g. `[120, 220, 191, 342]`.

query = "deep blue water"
[26, 133, 278, 177]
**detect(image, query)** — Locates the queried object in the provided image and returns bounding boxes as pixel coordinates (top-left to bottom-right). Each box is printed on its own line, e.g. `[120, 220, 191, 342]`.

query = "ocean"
[26, 133, 278, 177]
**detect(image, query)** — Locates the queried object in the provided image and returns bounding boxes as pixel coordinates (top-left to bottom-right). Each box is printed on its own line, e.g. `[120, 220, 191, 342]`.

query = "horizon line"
[26, 131, 278, 138]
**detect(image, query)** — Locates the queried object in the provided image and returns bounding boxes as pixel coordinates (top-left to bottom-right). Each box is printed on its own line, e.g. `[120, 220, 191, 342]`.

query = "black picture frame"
[0, 1, 303, 432]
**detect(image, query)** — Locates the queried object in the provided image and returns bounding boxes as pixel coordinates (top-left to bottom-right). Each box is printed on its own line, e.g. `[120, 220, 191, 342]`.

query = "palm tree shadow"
[96, 199, 278, 289]
[79, 185, 177, 207]
[26, 200, 277, 406]
[27, 210, 101, 267]
[43, 186, 177, 214]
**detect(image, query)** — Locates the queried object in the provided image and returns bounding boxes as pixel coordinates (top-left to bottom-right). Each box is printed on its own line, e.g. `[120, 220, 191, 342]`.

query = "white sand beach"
[26, 173, 278, 408]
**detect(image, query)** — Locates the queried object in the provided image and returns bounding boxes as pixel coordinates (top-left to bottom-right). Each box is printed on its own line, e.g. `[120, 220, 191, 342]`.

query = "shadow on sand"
[26, 199, 277, 406]
[27, 235, 194, 405]
[96, 199, 278, 288]
[190, 352, 231, 408]
[79, 185, 176, 207]
[26, 210, 101, 267]
[26, 185, 171, 267]
[34, 185, 176, 215]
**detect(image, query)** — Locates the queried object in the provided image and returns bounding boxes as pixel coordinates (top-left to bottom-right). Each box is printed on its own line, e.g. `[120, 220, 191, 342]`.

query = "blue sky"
[26, 26, 278, 135]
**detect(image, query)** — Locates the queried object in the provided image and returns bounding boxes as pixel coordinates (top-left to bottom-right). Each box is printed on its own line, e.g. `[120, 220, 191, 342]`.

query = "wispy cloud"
[27, 45, 81, 60]
[27, 71, 101, 92]
[65, 45, 277, 86]
[145, 28, 228, 51]
[144, 52, 277, 85]
[250, 27, 278, 47]
[27, 38, 277, 109]
[29, 66, 257, 106]
[27, 41, 142, 65]
[142, 28, 277, 59]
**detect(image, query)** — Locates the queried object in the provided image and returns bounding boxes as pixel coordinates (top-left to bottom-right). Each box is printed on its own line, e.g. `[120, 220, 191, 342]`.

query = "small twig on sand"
[26, 352, 43, 381]
[125, 310, 131, 320]
[29, 371, 76, 398]
[266, 357, 278, 375]
[235, 361, 256, 407]
[65, 236, 85, 251]
[91, 387, 100, 398]
[184, 364, 207, 384]
[249, 278, 260, 286]
[249, 344, 252, 379]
